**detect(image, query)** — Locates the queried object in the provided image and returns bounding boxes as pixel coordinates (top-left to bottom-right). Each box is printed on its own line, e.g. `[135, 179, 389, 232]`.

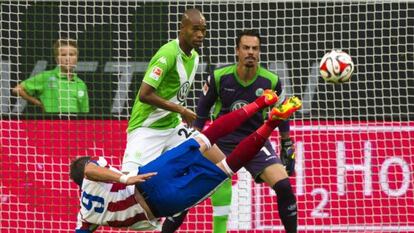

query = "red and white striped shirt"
[75, 157, 161, 232]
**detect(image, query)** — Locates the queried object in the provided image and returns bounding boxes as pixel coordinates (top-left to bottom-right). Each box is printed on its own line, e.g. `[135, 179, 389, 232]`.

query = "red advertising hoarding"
[1, 120, 413, 232]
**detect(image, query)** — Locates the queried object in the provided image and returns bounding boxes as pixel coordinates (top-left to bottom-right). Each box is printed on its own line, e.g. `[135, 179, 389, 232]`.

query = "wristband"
[119, 174, 130, 184]
[120, 168, 140, 184]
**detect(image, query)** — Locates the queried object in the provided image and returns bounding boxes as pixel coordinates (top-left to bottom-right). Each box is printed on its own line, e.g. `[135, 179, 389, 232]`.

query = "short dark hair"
[53, 38, 78, 58]
[236, 30, 261, 48]
[70, 156, 91, 187]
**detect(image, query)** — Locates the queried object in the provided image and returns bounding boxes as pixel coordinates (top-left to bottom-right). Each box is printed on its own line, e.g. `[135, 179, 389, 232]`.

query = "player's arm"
[12, 83, 44, 110]
[84, 162, 157, 185]
[276, 80, 291, 139]
[194, 74, 219, 131]
[139, 82, 195, 121]
[140, 53, 197, 126]
[79, 82, 89, 113]
[274, 79, 295, 176]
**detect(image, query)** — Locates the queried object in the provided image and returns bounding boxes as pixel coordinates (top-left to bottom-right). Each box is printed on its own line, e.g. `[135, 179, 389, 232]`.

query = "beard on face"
[243, 56, 256, 68]
[244, 63, 255, 68]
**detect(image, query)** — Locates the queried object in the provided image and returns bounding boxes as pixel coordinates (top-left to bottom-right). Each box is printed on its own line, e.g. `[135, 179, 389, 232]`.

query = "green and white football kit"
[21, 66, 89, 113]
[122, 39, 200, 172]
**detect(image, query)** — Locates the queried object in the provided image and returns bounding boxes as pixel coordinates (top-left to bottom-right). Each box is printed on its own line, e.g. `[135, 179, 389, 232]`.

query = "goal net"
[1, 1, 413, 232]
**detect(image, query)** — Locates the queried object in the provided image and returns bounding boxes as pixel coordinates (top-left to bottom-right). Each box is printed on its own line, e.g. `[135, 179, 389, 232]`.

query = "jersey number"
[82, 191, 105, 213]
[178, 127, 196, 139]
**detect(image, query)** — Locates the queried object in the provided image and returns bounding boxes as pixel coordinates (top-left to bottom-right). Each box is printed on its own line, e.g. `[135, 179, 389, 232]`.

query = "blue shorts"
[137, 138, 228, 217]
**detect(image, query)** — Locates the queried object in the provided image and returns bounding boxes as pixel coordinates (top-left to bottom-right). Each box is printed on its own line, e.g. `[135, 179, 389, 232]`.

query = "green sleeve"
[142, 51, 174, 89]
[21, 73, 47, 96]
[79, 83, 89, 113]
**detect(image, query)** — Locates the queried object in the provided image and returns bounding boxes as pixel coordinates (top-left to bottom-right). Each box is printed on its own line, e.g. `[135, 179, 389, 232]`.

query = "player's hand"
[34, 99, 45, 112]
[193, 126, 202, 132]
[121, 172, 157, 185]
[180, 108, 197, 127]
[280, 138, 295, 176]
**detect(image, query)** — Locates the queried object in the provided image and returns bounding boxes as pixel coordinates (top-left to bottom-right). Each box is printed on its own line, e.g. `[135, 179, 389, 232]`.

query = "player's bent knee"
[194, 136, 208, 152]
[203, 144, 226, 164]
[260, 163, 289, 186]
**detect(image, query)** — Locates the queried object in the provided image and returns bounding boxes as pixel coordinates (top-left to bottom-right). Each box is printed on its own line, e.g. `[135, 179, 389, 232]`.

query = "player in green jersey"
[121, 9, 216, 233]
[12, 38, 89, 113]
[122, 8, 207, 171]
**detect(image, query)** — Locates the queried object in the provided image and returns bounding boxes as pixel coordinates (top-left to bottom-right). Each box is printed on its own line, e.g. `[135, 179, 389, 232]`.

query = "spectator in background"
[12, 38, 89, 113]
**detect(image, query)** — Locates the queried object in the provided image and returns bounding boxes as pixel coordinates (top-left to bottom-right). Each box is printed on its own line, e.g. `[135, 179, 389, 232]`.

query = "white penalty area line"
[291, 125, 414, 132]
[255, 225, 414, 231]
[301, 225, 414, 231]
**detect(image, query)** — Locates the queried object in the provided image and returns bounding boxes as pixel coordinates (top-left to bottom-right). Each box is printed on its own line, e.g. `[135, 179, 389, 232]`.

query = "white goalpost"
[1, 0, 413, 232]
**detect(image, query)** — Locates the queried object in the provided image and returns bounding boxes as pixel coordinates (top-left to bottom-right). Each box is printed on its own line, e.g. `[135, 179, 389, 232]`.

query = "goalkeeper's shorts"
[137, 138, 228, 217]
[217, 139, 282, 183]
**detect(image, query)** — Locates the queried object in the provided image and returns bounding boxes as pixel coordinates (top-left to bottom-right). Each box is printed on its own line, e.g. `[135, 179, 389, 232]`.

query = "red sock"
[256, 119, 281, 139]
[242, 94, 269, 116]
[225, 119, 282, 173]
[202, 95, 269, 145]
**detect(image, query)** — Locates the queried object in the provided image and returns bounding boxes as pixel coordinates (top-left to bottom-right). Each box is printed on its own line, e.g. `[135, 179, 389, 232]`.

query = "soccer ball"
[319, 49, 354, 84]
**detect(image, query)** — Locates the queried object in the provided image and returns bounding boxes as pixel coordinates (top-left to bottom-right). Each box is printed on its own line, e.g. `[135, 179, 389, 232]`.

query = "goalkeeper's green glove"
[280, 138, 295, 176]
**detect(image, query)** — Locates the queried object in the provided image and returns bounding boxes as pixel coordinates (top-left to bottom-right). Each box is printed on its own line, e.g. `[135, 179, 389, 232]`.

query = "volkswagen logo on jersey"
[255, 88, 264, 97]
[177, 81, 191, 102]
[48, 76, 57, 88]
[78, 90, 85, 97]
[230, 100, 250, 111]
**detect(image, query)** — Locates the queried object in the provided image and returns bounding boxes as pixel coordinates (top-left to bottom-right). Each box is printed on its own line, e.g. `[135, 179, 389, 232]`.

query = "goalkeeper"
[71, 91, 302, 232]
[193, 30, 297, 233]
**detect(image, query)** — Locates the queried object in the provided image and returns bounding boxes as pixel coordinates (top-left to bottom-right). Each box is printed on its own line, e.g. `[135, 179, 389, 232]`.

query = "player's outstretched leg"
[161, 211, 188, 233]
[222, 96, 302, 175]
[211, 178, 231, 233]
[265, 96, 302, 233]
[199, 90, 278, 233]
[202, 89, 278, 145]
[268, 96, 302, 121]
[216, 97, 301, 233]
